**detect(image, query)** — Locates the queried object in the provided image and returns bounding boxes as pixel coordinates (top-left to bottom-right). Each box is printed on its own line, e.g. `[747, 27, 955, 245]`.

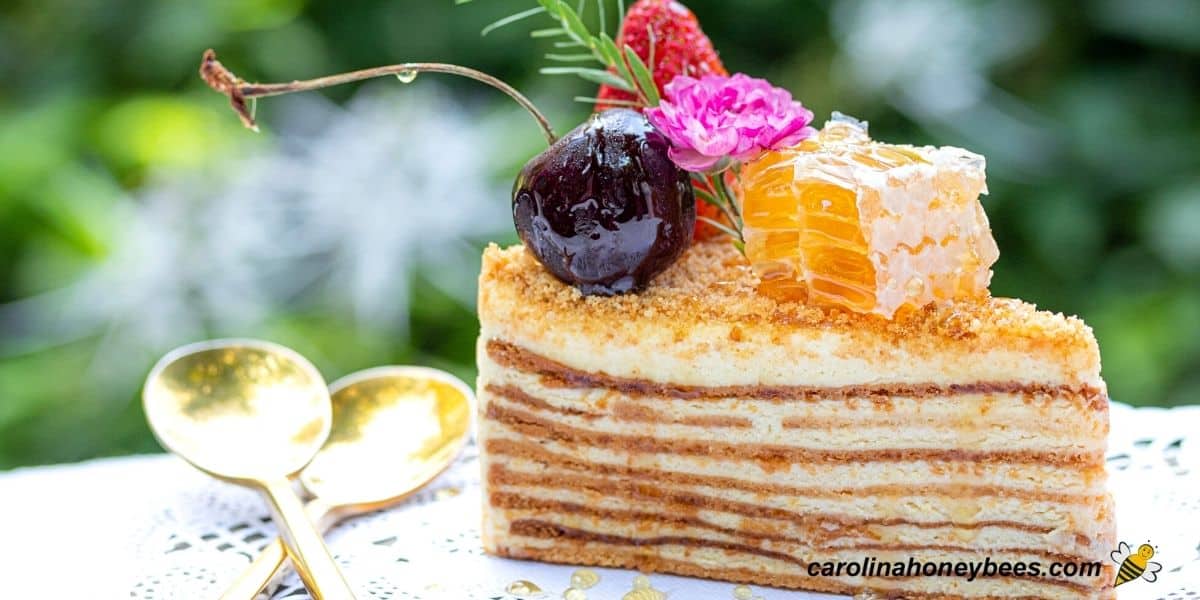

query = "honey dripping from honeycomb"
[740, 114, 999, 318]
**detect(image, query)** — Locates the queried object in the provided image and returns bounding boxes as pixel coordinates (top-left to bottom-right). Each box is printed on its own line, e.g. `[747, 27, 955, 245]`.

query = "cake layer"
[487, 435, 1106, 499]
[481, 350, 1108, 454]
[479, 243, 1104, 389]
[494, 534, 1114, 600]
[490, 488, 1091, 557]
[486, 463, 1110, 557]
[495, 512, 1113, 592]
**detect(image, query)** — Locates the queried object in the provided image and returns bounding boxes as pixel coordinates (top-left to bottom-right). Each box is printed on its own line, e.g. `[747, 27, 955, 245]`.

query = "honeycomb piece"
[741, 115, 998, 318]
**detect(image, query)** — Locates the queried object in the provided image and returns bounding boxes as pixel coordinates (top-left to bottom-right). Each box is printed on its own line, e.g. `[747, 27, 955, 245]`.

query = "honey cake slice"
[476, 241, 1115, 599]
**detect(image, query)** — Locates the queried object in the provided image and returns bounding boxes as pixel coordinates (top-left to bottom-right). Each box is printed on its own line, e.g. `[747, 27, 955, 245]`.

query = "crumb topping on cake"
[481, 241, 1097, 352]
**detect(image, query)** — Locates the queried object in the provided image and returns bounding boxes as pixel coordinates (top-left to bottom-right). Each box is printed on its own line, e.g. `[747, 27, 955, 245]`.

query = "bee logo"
[1111, 541, 1162, 587]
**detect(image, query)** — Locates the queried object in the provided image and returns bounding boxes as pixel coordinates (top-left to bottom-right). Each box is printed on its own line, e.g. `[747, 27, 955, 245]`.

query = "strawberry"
[597, 0, 729, 240]
[595, 0, 728, 112]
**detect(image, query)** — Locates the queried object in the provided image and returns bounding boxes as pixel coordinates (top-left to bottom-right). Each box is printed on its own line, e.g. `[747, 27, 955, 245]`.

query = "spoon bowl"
[301, 366, 474, 509]
[144, 339, 331, 481]
[145, 339, 356, 600]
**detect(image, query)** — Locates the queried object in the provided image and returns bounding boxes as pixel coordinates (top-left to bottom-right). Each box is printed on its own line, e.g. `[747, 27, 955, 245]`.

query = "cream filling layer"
[487, 483, 1106, 558]
[481, 361, 1108, 453]
[477, 313, 1103, 390]
[485, 460, 1112, 547]
[483, 428, 1107, 495]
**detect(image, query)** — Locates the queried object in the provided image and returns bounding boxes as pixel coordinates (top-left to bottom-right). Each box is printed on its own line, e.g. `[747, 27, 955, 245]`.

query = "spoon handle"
[260, 479, 356, 600]
[219, 499, 337, 600]
[219, 538, 288, 600]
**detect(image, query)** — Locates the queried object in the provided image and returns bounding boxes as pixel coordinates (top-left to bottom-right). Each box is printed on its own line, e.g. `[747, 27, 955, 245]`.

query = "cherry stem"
[200, 49, 557, 144]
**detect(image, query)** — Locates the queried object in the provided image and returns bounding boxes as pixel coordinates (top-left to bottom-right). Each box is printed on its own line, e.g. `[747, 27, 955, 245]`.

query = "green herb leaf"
[692, 185, 719, 207]
[624, 45, 660, 105]
[698, 216, 743, 242]
[597, 33, 633, 83]
[530, 27, 566, 38]
[481, 6, 547, 36]
[546, 52, 598, 62]
[540, 66, 635, 91]
[572, 95, 642, 107]
[595, 33, 620, 65]
[556, 1, 594, 48]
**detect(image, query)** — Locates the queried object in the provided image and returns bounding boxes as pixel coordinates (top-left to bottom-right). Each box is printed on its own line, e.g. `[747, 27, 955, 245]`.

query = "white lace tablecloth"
[1, 402, 1197, 600]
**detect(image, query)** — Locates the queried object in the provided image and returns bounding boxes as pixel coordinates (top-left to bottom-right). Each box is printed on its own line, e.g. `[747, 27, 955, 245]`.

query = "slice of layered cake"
[478, 113, 1115, 599]
[477, 241, 1114, 598]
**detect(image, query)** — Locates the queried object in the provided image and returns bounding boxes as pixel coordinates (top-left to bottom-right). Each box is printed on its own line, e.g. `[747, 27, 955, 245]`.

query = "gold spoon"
[143, 339, 357, 600]
[218, 365, 474, 600]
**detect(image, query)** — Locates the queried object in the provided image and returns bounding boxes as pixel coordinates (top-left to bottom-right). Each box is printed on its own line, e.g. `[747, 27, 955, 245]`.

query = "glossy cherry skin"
[512, 108, 695, 295]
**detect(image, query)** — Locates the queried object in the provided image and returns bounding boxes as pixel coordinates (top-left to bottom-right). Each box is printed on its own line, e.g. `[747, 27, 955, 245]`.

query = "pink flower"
[645, 73, 816, 172]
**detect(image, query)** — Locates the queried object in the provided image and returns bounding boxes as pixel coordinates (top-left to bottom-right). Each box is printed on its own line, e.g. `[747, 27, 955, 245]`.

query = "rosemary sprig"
[540, 66, 633, 92]
[465, 0, 656, 108]
[691, 171, 745, 247]
[714, 169, 743, 232]
[698, 216, 742, 241]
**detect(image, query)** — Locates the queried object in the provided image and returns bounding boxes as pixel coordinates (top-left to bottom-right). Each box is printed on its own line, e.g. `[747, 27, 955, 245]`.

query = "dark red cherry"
[512, 108, 695, 295]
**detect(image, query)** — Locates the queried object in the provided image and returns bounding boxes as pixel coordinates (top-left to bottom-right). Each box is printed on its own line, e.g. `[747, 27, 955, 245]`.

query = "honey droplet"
[632, 575, 651, 590]
[622, 590, 666, 600]
[853, 591, 885, 600]
[733, 585, 754, 600]
[562, 587, 587, 600]
[506, 580, 543, 597]
[434, 486, 461, 500]
[570, 569, 600, 590]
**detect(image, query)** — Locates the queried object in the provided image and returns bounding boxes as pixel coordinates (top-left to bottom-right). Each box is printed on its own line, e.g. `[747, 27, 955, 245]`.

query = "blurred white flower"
[831, 0, 1058, 175]
[2, 83, 514, 384]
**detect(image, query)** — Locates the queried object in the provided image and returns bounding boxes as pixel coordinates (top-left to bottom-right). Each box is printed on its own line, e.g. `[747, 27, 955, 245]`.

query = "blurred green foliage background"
[0, 0, 1197, 469]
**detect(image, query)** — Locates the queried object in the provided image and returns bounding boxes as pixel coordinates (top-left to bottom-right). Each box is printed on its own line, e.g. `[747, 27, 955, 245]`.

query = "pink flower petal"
[668, 147, 722, 171]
